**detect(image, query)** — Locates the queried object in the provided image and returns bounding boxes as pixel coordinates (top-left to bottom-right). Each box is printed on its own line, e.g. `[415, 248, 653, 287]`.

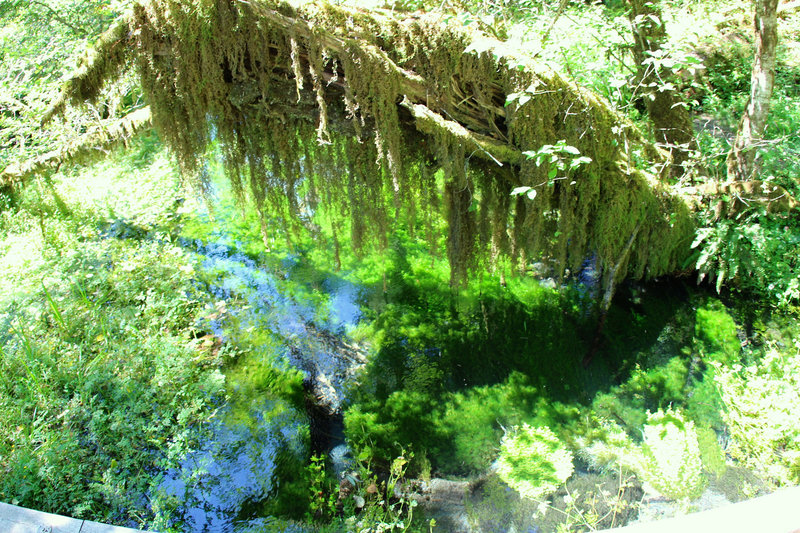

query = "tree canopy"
[30, 0, 696, 285]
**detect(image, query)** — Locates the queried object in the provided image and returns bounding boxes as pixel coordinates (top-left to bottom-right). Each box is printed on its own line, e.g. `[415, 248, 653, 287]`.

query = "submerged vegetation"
[1, 0, 800, 532]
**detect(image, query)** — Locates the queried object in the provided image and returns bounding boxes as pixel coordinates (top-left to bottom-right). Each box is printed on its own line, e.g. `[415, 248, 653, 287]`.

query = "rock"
[406, 478, 474, 533]
[329, 443, 355, 480]
[539, 278, 557, 290]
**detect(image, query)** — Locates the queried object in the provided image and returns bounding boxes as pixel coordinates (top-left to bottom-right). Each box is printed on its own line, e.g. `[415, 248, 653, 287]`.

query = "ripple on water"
[158, 398, 306, 533]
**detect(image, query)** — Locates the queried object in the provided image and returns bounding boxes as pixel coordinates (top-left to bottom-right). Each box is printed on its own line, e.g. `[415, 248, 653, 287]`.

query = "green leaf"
[506, 92, 522, 106]
[562, 145, 580, 155]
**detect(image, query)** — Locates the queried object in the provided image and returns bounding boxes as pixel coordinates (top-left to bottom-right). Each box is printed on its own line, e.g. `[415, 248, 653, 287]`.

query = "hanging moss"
[2, 107, 152, 187]
[38, 0, 696, 286]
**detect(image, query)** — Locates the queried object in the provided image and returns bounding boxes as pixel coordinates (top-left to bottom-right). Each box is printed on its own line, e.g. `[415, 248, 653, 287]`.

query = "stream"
[135, 176, 788, 533]
[153, 193, 367, 532]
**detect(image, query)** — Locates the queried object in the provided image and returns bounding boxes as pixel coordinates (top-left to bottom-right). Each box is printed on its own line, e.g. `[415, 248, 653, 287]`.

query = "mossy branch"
[32, 0, 698, 284]
[2, 107, 151, 187]
[42, 15, 133, 125]
[399, 97, 522, 166]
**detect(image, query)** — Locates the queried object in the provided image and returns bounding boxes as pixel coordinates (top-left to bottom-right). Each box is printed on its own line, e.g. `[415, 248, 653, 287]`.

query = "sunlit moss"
[47, 0, 695, 285]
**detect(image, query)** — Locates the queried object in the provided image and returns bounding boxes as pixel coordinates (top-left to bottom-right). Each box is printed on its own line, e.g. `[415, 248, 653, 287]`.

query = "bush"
[573, 416, 644, 475]
[496, 424, 574, 501]
[641, 408, 706, 501]
[714, 341, 800, 486]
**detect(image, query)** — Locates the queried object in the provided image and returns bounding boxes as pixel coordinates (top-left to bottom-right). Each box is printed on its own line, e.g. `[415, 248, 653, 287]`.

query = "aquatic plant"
[641, 408, 706, 501]
[496, 424, 574, 500]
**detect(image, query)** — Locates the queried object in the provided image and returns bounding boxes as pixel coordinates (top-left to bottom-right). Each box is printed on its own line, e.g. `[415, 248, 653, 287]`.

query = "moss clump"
[43, 0, 696, 285]
[695, 299, 740, 363]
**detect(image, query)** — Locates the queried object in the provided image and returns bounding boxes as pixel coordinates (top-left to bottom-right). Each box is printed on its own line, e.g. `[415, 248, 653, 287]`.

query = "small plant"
[305, 454, 338, 523]
[554, 467, 640, 532]
[496, 424, 574, 501]
[511, 141, 592, 201]
[345, 453, 419, 532]
[641, 408, 706, 501]
[714, 340, 800, 487]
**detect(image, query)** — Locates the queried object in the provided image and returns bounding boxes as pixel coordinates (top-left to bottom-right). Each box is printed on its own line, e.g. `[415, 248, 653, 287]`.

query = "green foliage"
[694, 298, 739, 362]
[0, 236, 225, 525]
[641, 408, 706, 501]
[0, 137, 228, 528]
[714, 340, 800, 486]
[701, 42, 752, 108]
[496, 424, 574, 501]
[691, 210, 800, 307]
[696, 425, 727, 479]
[511, 141, 592, 201]
[5, 1, 800, 529]
[0, 0, 135, 169]
[304, 455, 338, 523]
[592, 357, 689, 433]
[346, 369, 579, 476]
[347, 454, 420, 532]
[685, 373, 725, 432]
[573, 416, 644, 475]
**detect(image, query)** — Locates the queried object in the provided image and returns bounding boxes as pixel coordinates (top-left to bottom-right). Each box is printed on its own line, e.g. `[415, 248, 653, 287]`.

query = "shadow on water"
[143, 173, 702, 530]
[148, 197, 366, 531]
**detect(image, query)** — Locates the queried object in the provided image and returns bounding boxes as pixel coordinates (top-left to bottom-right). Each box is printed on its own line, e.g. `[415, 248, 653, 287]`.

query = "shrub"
[714, 341, 800, 486]
[641, 408, 706, 501]
[496, 424, 574, 501]
[574, 416, 644, 475]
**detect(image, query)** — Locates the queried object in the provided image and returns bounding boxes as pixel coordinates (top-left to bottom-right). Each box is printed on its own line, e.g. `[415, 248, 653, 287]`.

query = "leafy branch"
[511, 141, 591, 200]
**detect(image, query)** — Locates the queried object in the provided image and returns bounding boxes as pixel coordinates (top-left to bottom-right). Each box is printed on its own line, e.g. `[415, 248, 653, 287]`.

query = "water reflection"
[160, 399, 305, 532]
[156, 203, 364, 531]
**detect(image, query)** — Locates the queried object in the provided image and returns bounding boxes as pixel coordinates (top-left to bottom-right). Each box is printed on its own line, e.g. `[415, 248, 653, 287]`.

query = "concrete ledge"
[598, 485, 800, 533]
[0, 502, 151, 533]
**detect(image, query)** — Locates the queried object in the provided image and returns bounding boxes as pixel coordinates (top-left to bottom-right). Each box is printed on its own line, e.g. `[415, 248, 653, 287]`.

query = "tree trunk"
[584, 222, 642, 367]
[726, 0, 780, 182]
[627, 0, 697, 178]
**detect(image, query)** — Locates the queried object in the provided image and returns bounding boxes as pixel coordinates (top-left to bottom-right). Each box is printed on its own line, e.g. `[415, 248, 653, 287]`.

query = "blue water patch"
[155, 206, 367, 530]
[158, 399, 306, 533]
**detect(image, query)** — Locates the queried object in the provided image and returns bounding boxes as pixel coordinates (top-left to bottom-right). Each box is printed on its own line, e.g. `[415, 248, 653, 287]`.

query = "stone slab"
[80, 520, 149, 533]
[0, 502, 151, 533]
[598, 485, 800, 533]
[0, 502, 83, 533]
